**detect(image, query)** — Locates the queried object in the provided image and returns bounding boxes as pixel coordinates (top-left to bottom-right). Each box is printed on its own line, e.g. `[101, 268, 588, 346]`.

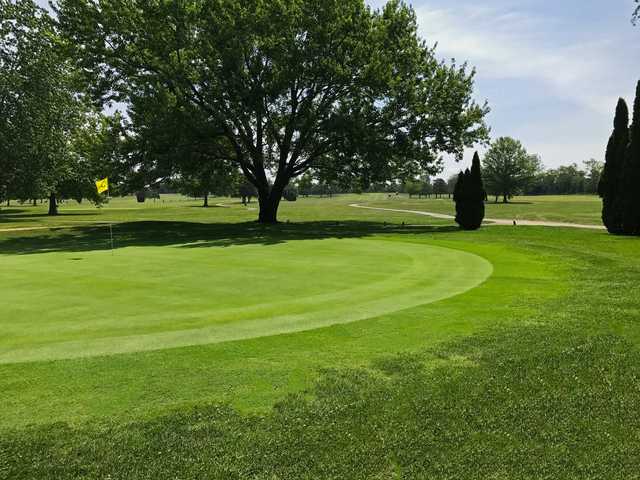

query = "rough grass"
[3, 331, 639, 479]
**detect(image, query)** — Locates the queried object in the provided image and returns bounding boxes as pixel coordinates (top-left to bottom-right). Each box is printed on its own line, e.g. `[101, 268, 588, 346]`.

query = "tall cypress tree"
[599, 98, 629, 234]
[622, 81, 640, 235]
[454, 152, 486, 230]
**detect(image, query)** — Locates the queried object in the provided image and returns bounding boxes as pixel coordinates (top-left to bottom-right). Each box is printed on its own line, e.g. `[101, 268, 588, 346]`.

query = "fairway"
[0, 237, 492, 363]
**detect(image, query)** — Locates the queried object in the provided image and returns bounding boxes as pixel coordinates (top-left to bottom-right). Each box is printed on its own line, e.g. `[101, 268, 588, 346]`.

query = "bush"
[283, 186, 298, 202]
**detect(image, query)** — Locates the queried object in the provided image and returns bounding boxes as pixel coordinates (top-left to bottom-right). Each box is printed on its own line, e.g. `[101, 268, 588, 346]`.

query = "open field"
[2, 194, 640, 478]
[0, 193, 602, 230]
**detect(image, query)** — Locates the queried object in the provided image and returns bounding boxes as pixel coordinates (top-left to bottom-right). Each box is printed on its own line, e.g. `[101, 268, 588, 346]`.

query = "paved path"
[350, 204, 606, 230]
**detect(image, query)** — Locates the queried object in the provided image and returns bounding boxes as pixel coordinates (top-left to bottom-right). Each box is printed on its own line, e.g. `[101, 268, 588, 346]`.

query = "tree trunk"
[258, 185, 285, 224]
[203, 192, 209, 208]
[48, 193, 58, 216]
[32, 198, 37, 206]
[502, 194, 508, 203]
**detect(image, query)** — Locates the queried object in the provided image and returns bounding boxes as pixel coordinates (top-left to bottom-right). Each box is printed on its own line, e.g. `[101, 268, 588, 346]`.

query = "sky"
[369, 0, 640, 177]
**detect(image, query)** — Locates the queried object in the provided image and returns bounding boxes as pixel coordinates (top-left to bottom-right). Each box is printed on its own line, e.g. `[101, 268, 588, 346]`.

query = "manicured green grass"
[2, 193, 640, 479]
[0, 223, 545, 428]
[0, 237, 490, 363]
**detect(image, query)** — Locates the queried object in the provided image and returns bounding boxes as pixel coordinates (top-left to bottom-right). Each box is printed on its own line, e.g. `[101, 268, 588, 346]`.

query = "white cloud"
[415, 4, 633, 115]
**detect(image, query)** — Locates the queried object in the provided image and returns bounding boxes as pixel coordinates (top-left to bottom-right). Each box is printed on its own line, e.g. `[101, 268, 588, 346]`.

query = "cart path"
[349, 204, 606, 230]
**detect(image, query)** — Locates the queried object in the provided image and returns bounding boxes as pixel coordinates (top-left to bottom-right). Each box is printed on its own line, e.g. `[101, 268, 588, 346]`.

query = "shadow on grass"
[0, 221, 460, 255]
[0, 211, 96, 224]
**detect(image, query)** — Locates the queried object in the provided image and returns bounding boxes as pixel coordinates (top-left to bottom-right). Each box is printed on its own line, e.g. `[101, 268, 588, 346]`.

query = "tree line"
[391, 137, 603, 203]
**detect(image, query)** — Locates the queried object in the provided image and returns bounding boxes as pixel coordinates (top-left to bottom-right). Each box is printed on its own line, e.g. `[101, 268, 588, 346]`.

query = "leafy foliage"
[483, 137, 541, 203]
[527, 161, 603, 196]
[56, 0, 489, 222]
[0, 0, 119, 213]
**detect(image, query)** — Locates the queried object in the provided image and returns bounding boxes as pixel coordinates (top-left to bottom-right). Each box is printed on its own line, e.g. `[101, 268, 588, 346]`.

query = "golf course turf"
[1, 238, 491, 363]
[1, 194, 640, 479]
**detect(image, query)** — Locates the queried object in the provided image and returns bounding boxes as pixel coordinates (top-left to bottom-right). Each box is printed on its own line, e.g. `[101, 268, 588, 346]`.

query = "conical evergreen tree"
[599, 98, 629, 234]
[622, 81, 640, 235]
[454, 152, 486, 230]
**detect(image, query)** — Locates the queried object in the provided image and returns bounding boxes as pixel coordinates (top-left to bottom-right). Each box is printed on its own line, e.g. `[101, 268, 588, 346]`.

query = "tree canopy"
[1, 0, 119, 213]
[483, 137, 541, 203]
[56, 0, 489, 223]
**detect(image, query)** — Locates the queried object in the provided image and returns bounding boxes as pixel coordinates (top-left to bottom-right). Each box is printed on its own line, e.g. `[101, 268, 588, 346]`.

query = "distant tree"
[599, 98, 630, 234]
[405, 180, 421, 199]
[583, 159, 604, 195]
[554, 164, 586, 194]
[483, 137, 541, 203]
[420, 176, 433, 198]
[433, 179, 448, 198]
[238, 181, 258, 206]
[282, 185, 298, 202]
[524, 160, 603, 196]
[622, 82, 640, 235]
[447, 174, 459, 199]
[453, 152, 486, 230]
[298, 174, 313, 197]
[176, 162, 237, 207]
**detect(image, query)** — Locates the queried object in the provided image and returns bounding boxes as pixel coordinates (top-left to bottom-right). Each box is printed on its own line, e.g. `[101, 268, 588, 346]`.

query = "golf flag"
[95, 178, 109, 194]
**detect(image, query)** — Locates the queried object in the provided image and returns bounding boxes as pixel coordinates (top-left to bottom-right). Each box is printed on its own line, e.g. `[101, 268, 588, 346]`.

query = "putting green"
[0, 238, 492, 363]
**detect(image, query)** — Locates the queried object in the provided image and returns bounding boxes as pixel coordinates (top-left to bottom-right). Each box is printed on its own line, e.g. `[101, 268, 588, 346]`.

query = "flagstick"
[107, 189, 114, 255]
[109, 223, 114, 255]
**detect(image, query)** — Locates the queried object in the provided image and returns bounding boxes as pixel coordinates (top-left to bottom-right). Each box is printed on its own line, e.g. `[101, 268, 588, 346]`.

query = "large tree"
[0, 0, 67, 208]
[598, 98, 629, 234]
[0, 0, 108, 214]
[583, 159, 604, 195]
[483, 137, 541, 203]
[56, 0, 489, 223]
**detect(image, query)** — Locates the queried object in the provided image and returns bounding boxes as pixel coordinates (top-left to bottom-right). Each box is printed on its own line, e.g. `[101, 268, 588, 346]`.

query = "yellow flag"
[95, 178, 109, 194]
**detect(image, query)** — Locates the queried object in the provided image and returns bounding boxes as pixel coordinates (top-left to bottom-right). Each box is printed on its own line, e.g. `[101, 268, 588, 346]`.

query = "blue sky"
[369, 0, 640, 176]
